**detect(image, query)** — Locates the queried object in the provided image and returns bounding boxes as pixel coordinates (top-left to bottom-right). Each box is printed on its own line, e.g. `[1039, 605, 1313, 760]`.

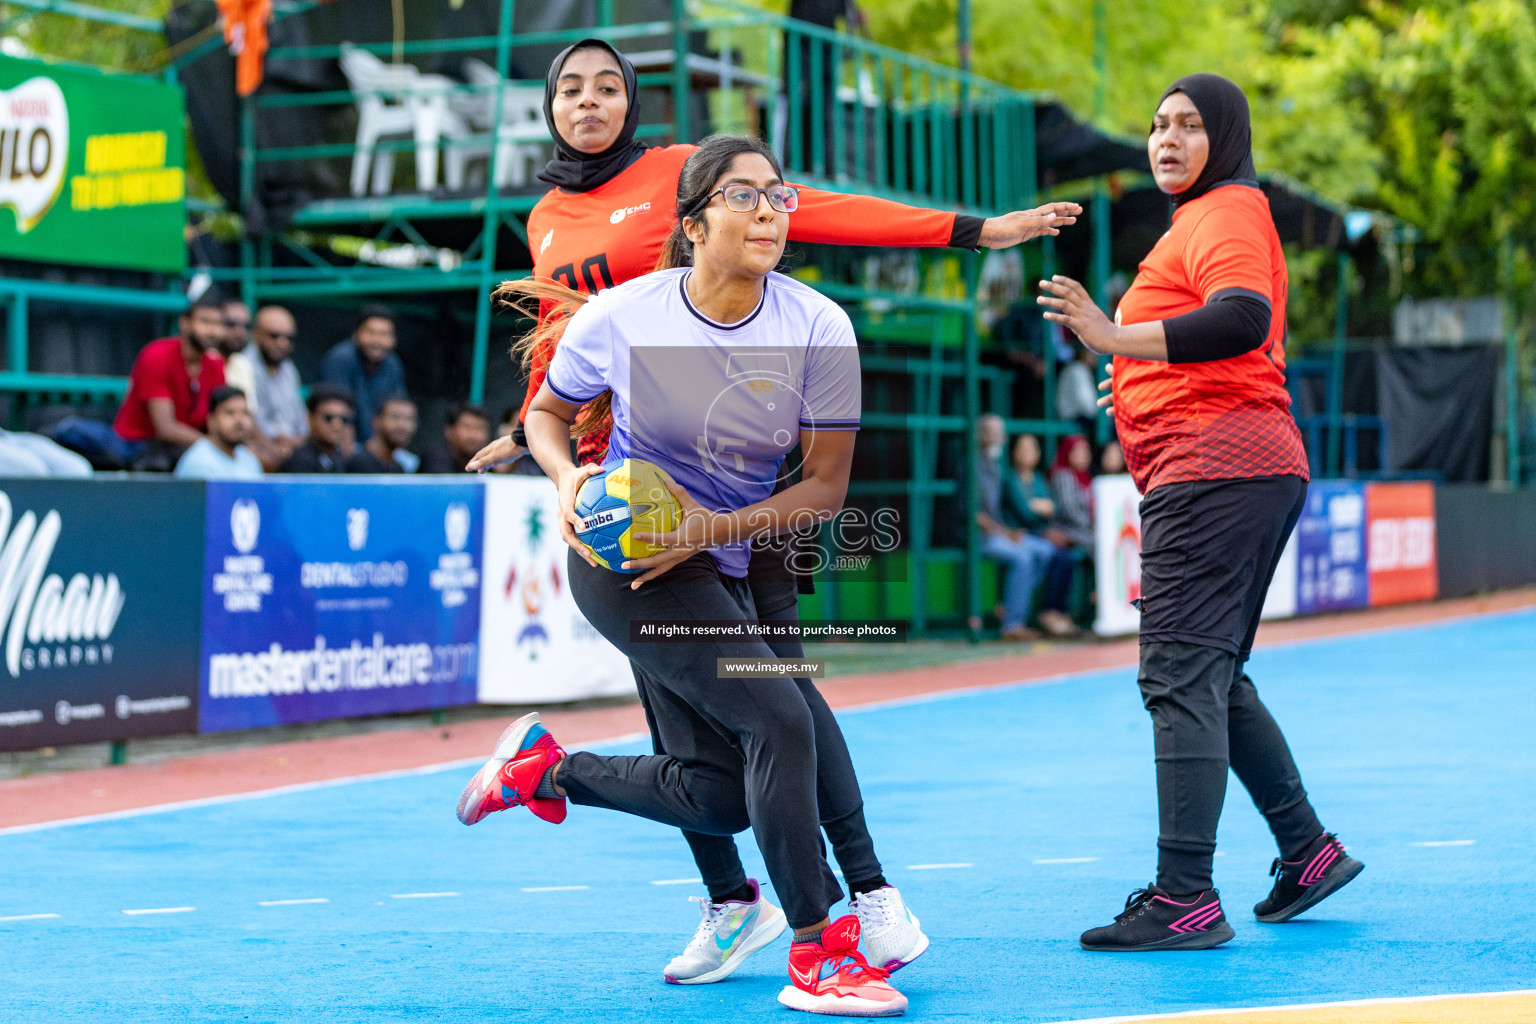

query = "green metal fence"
[192, 0, 1075, 636]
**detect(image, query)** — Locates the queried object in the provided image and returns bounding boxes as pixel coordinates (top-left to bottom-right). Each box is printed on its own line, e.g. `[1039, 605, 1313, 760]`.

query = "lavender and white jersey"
[546, 267, 861, 577]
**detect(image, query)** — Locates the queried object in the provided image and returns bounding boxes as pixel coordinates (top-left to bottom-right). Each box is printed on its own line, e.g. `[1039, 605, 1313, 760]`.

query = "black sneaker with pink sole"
[1080, 885, 1236, 951]
[1254, 832, 1364, 923]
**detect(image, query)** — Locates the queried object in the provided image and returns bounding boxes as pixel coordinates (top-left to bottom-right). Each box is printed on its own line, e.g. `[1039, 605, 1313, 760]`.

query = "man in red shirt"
[113, 293, 229, 469]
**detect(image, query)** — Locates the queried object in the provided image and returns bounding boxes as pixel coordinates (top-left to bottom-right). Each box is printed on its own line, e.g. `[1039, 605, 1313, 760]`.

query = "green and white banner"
[0, 54, 186, 273]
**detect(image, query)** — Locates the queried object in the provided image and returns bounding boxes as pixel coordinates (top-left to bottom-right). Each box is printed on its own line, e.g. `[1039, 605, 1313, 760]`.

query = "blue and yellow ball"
[574, 458, 682, 573]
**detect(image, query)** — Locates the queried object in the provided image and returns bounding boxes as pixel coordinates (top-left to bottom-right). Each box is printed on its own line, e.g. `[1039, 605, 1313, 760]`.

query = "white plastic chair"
[339, 44, 472, 195]
[460, 59, 551, 187]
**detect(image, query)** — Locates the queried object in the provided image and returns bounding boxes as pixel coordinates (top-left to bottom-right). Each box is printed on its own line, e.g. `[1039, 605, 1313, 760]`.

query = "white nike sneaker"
[663, 878, 787, 985]
[850, 886, 929, 971]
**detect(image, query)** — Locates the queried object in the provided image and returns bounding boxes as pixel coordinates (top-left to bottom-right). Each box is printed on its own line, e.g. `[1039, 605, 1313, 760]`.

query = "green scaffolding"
[12, 1, 1499, 637]
[0, 0, 1138, 636]
[197, 0, 1097, 637]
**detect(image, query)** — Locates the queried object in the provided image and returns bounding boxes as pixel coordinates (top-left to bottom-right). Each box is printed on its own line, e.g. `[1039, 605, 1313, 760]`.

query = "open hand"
[467, 434, 527, 473]
[980, 202, 1082, 247]
[1038, 275, 1118, 354]
[625, 478, 714, 589]
[1097, 376, 1114, 417]
[555, 462, 606, 567]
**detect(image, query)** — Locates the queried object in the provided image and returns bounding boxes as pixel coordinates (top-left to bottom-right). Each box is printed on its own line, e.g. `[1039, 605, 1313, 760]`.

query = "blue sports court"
[3, 608, 1532, 1023]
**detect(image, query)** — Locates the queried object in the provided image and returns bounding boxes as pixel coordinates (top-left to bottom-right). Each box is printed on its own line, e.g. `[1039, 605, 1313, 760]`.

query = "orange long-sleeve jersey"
[1113, 184, 1308, 494]
[516, 144, 983, 463]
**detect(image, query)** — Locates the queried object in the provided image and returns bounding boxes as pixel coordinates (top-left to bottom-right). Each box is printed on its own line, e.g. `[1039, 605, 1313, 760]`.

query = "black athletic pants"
[652, 572, 882, 903]
[563, 549, 841, 929]
[1136, 474, 1325, 894]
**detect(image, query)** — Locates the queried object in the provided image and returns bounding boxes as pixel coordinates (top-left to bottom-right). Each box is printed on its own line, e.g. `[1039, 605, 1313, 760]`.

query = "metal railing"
[207, 0, 1060, 638]
[233, 0, 1040, 216]
[6, 1, 1092, 639]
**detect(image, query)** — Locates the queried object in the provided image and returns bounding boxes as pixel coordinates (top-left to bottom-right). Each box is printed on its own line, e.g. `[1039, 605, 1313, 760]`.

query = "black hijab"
[1158, 73, 1257, 208]
[537, 39, 647, 192]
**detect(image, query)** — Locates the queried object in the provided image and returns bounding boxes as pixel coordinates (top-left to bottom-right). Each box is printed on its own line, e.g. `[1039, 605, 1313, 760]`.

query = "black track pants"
[667, 576, 882, 902]
[1138, 642, 1324, 893]
[1135, 475, 1324, 894]
[562, 550, 841, 929]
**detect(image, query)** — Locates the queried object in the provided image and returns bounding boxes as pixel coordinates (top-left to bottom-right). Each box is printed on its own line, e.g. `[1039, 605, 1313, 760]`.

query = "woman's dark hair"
[656, 133, 784, 272]
[497, 134, 783, 438]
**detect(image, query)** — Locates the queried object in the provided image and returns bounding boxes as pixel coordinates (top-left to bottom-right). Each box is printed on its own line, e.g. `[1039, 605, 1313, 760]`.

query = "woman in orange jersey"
[469, 38, 1078, 983]
[1038, 73, 1362, 953]
[494, 39, 1079, 466]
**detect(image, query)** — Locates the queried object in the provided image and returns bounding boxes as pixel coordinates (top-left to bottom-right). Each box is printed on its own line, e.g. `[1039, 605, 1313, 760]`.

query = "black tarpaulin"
[1376, 344, 1499, 483]
[169, 0, 690, 227]
[1109, 176, 1373, 251]
[165, 2, 239, 214]
[1034, 101, 1145, 186]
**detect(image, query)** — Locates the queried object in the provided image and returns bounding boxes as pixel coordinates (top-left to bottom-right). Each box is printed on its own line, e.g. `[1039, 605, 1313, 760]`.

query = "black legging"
[1135, 475, 1324, 894]
[561, 550, 841, 929]
[654, 576, 882, 903]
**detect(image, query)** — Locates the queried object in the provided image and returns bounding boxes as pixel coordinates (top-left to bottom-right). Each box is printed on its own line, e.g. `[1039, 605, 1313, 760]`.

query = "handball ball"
[574, 458, 682, 574]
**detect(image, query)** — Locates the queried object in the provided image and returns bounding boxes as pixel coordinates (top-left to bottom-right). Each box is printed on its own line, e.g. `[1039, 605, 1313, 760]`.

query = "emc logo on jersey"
[610, 202, 652, 224]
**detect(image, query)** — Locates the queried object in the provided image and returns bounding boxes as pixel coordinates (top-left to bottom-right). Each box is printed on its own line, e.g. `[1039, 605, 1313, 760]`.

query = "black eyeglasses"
[260, 330, 296, 341]
[225, 319, 250, 330]
[320, 412, 356, 426]
[689, 184, 799, 218]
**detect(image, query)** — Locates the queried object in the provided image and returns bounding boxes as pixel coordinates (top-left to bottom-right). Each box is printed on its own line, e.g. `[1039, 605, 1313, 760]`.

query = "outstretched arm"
[788, 183, 1079, 250]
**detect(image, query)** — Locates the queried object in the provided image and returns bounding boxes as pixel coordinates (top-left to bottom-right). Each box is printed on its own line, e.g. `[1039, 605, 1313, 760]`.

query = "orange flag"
[217, 0, 338, 97]
[216, 0, 271, 97]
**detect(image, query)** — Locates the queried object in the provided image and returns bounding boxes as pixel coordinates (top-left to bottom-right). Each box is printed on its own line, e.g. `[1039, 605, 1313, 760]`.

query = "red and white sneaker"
[455, 712, 567, 826]
[777, 915, 907, 1017]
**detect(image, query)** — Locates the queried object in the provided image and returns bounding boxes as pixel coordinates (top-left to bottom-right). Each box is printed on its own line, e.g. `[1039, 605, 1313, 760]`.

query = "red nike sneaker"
[777, 915, 907, 1017]
[455, 712, 567, 826]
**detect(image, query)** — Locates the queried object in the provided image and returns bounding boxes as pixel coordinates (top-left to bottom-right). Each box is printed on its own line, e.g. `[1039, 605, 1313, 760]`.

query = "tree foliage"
[1262, 0, 1536, 303]
[750, 0, 1536, 334]
[16, 0, 1536, 316]
[0, 0, 172, 73]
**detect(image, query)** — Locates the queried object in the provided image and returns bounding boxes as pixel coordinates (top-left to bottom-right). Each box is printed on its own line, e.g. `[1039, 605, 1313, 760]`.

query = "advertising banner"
[478, 477, 633, 704]
[1092, 474, 1145, 637]
[0, 54, 186, 273]
[1365, 481, 1438, 606]
[0, 481, 203, 752]
[1296, 481, 1370, 614]
[200, 480, 483, 733]
[1092, 474, 1299, 637]
[1262, 532, 1300, 621]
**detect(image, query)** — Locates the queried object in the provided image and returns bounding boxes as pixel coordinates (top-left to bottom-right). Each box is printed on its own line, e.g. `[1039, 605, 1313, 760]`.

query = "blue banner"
[199, 479, 483, 732]
[1296, 480, 1369, 614]
[0, 481, 203, 752]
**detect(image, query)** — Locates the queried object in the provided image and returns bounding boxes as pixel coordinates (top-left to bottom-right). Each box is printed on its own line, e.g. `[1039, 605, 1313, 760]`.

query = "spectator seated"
[174, 386, 263, 480]
[421, 401, 489, 474]
[345, 395, 418, 473]
[281, 386, 356, 473]
[321, 304, 406, 444]
[51, 294, 228, 471]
